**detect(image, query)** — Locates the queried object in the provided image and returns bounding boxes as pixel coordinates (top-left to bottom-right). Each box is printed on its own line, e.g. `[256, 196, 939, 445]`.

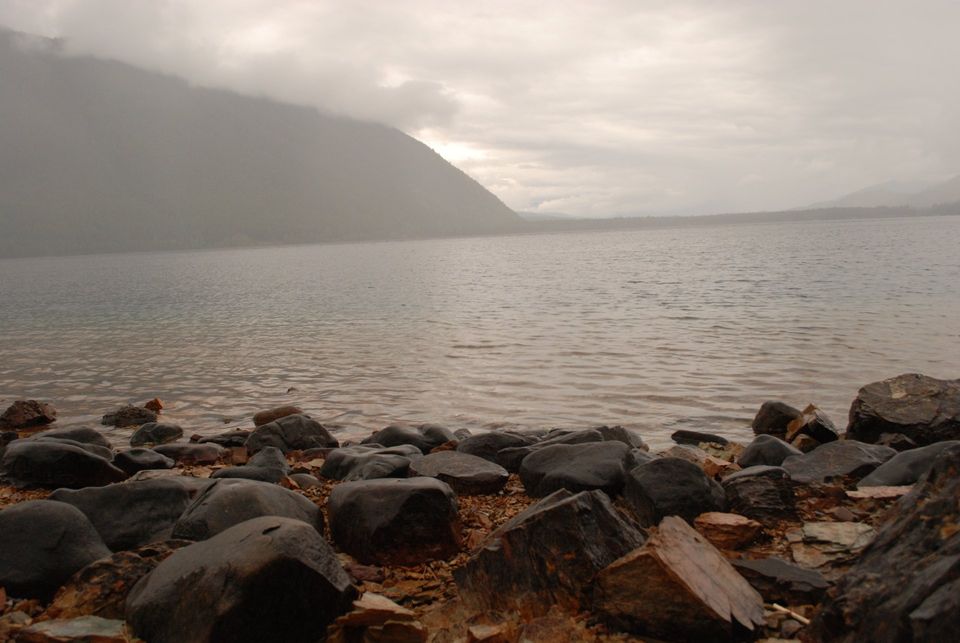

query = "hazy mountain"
[806, 176, 960, 210]
[0, 29, 521, 258]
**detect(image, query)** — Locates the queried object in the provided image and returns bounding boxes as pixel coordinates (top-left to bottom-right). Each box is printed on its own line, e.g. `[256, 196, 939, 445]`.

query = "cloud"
[1, 0, 958, 216]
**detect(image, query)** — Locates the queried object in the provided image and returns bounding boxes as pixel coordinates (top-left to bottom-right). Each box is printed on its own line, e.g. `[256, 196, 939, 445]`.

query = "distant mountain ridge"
[805, 175, 960, 210]
[0, 28, 522, 258]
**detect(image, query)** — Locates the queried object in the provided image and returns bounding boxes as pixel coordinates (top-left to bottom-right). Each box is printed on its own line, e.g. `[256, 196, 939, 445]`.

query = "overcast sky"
[2, 0, 958, 217]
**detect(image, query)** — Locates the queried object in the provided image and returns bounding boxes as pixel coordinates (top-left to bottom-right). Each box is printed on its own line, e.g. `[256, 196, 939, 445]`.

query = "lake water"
[1, 215, 958, 449]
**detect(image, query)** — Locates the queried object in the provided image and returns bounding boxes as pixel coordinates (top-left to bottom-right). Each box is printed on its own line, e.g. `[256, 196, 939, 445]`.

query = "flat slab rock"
[409, 450, 508, 494]
[846, 373, 960, 446]
[693, 512, 762, 550]
[781, 440, 896, 483]
[594, 516, 765, 641]
[732, 557, 829, 605]
[786, 521, 876, 569]
[16, 616, 127, 643]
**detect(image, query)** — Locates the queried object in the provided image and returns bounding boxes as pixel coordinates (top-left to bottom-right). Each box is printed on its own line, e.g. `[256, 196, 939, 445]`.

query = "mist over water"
[1, 215, 958, 449]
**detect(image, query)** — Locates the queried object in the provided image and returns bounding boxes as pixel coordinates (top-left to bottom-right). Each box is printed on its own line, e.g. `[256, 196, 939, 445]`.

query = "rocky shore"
[0, 372, 958, 642]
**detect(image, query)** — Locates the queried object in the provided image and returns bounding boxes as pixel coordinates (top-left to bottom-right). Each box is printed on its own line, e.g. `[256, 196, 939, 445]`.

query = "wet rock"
[496, 428, 604, 472]
[456, 431, 536, 463]
[197, 429, 250, 447]
[781, 440, 896, 483]
[722, 465, 796, 520]
[594, 516, 765, 641]
[785, 403, 840, 444]
[112, 448, 176, 475]
[50, 477, 209, 550]
[1, 440, 127, 488]
[455, 489, 644, 615]
[319, 445, 418, 481]
[17, 616, 127, 643]
[328, 478, 460, 565]
[410, 450, 509, 494]
[172, 478, 324, 541]
[211, 445, 290, 483]
[693, 512, 762, 550]
[786, 522, 876, 568]
[846, 373, 960, 447]
[327, 592, 427, 643]
[738, 434, 802, 468]
[253, 405, 304, 426]
[624, 457, 725, 526]
[246, 414, 339, 453]
[0, 500, 111, 600]
[28, 426, 110, 449]
[671, 429, 729, 446]
[130, 422, 183, 447]
[752, 401, 802, 438]
[101, 405, 157, 428]
[0, 399, 56, 430]
[153, 442, 225, 464]
[858, 440, 960, 487]
[44, 541, 188, 620]
[143, 398, 164, 413]
[126, 516, 357, 643]
[519, 441, 638, 497]
[360, 423, 455, 454]
[732, 557, 830, 605]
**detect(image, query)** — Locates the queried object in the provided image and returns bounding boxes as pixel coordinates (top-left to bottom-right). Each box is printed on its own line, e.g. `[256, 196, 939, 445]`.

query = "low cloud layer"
[2, 0, 958, 217]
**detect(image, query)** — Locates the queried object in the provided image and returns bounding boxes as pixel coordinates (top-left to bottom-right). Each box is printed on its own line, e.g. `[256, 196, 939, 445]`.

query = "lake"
[1, 215, 958, 449]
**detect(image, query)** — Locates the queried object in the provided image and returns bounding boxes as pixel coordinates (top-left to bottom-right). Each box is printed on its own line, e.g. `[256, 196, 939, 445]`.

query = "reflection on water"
[1, 215, 958, 448]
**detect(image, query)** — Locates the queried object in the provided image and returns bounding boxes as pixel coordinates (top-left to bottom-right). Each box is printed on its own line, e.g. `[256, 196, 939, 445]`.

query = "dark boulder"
[594, 425, 648, 449]
[27, 436, 114, 460]
[101, 405, 157, 428]
[409, 450, 509, 494]
[808, 444, 960, 642]
[0, 500, 111, 600]
[0, 399, 56, 430]
[496, 428, 604, 472]
[28, 426, 111, 449]
[858, 440, 960, 487]
[289, 473, 322, 489]
[732, 557, 829, 605]
[172, 479, 324, 541]
[722, 466, 796, 520]
[738, 434, 802, 468]
[198, 429, 251, 447]
[1, 440, 127, 488]
[126, 517, 357, 643]
[328, 478, 460, 565]
[671, 429, 729, 446]
[245, 414, 338, 454]
[456, 431, 536, 463]
[846, 373, 960, 447]
[130, 422, 183, 447]
[360, 423, 455, 454]
[785, 404, 839, 444]
[153, 442, 225, 464]
[319, 445, 417, 481]
[781, 440, 896, 483]
[624, 457, 725, 526]
[50, 477, 210, 551]
[112, 448, 176, 476]
[519, 441, 638, 497]
[252, 405, 304, 427]
[455, 489, 644, 615]
[752, 401, 802, 438]
[211, 446, 290, 483]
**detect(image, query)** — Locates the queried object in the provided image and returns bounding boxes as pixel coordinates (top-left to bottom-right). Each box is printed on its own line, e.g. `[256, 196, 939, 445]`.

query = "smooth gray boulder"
[738, 434, 802, 468]
[153, 442, 225, 464]
[211, 446, 290, 483]
[26, 436, 113, 460]
[496, 428, 604, 472]
[113, 448, 176, 476]
[319, 444, 417, 481]
[456, 431, 536, 463]
[1, 440, 127, 488]
[624, 457, 725, 526]
[245, 414, 339, 454]
[752, 401, 802, 438]
[360, 423, 455, 454]
[28, 426, 111, 449]
[519, 441, 639, 497]
[847, 373, 960, 447]
[782, 440, 896, 483]
[858, 440, 960, 487]
[130, 422, 183, 447]
[410, 450, 509, 494]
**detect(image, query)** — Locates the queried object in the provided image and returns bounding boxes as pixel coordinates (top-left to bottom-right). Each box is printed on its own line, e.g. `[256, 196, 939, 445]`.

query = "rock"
[496, 428, 604, 472]
[518, 441, 638, 497]
[693, 512, 762, 550]
[50, 477, 210, 550]
[846, 373, 960, 447]
[126, 517, 357, 643]
[153, 442, 225, 464]
[875, 432, 918, 450]
[245, 414, 339, 453]
[360, 423, 455, 454]
[288, 472, 322, 489]
[172, 478, 324, 541]
[328, 478, 460, 565]
[26, 436, 114, 460]
[327, 592, 427, 643]
[0, 500, 111, 600]
[858, 440, 960, 487]
[409, 450, 509, 494]
[129, 422, 183, 446]
[671, 429, 729, 446]
[28, 426, 110, 449]
[455, 489, 644, 615]
[0, 399, 56, 430]
[100, 405, 157, 428]
[0, 430, 16, 456]
[786, 522, 876, 568]
[253, 405, 304, 426]
[16, 616, 127, 643]
[738, 434, 802, 467]
[44, 541, 188, 620]
[1, 440, 127, 488]
[112, 448, 176, 475]
[790, 433, 821, 452]
[732, 558, 830, 605]
[211, 445, 290, 483]
[594, 516, 765, 641]
[781, 440, 896, 483]
[785, 403, 839, 444]
[319, 445, 417, 481]
[624, 457, 725, 526]
[143, 398, 164, 413]
[455, 431, 536, 463]
[752, 401, 802, 438]
[594, 425, 648, 449]
[660, 444, 739, 478]
[198, 429, 250, 447]
[722, 465, 796, 520]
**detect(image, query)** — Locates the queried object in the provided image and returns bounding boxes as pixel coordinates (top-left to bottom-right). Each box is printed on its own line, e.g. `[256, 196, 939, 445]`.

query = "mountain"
[0, 29, 522, 258]
[806, 175, 960, 210]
